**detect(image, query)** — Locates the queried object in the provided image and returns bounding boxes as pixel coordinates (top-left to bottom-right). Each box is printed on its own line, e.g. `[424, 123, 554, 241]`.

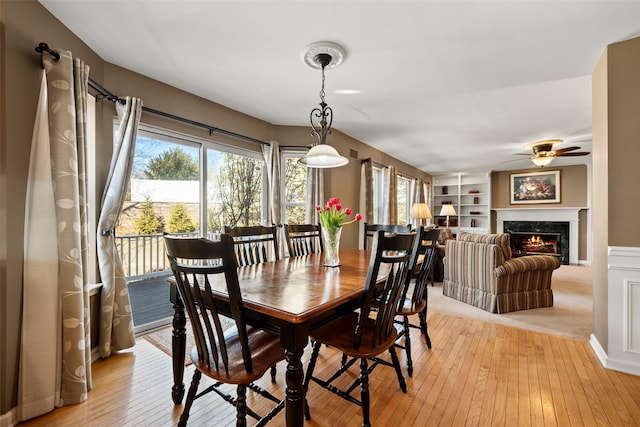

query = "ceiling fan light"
[298, 144, 349, 168]
[531, 155, 554, 167]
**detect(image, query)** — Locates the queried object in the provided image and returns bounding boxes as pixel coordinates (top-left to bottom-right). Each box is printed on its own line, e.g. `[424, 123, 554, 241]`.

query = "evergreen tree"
[135, 198, 164, 234]
[167, 203, 196, 233]
[145, 147, 198, 180]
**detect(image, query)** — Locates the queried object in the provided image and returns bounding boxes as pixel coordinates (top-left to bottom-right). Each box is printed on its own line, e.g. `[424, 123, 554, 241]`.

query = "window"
[115, 125, 266, 278]
[206, 148, 264, 231]
[281, 152, 308, 224]
[371, 166, 411, 225]
[397, 175, 410, 226]
[372, 166, 384, 223]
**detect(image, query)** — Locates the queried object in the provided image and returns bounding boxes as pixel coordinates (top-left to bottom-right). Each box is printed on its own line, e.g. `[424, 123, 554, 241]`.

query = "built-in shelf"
[433, 172, 491, 234]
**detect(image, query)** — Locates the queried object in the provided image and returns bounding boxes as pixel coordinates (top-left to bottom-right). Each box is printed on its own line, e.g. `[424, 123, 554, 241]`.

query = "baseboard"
[590, 333, 608, 367]
[0, 407, 17, 427]
[591, 333, 640, 376]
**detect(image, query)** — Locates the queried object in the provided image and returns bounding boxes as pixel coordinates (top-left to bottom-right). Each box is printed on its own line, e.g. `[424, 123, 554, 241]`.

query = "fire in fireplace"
[503, 220, 570, 265]
[510, 232, 561, 257]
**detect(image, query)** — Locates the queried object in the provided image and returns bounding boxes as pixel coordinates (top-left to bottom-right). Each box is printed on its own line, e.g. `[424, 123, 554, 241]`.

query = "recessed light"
[334, 89, 361, 95]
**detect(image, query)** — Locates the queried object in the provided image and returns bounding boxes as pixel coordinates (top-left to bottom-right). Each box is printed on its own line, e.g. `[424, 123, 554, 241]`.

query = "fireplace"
[510, 231, 561, 257]
[504, 221, 569, 264]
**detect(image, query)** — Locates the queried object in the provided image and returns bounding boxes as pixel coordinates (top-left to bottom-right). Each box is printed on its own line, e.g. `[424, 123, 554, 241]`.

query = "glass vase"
[322, 226, 342, 267]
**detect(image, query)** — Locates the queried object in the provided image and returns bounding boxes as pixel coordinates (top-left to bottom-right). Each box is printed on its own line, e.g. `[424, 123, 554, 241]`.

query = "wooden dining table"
[168, 248, 381, 427]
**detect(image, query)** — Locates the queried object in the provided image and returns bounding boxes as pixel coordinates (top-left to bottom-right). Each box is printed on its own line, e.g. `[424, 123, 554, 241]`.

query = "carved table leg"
[281, 323, 309, 427]
[170, 283, 186, 405]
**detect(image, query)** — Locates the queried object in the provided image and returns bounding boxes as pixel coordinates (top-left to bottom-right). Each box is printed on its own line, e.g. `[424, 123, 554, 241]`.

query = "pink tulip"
[355, 213, 363, 221]
[315, 205, 322, 211]
[345, 208, 352, 215]
[336, 204, 342, 211]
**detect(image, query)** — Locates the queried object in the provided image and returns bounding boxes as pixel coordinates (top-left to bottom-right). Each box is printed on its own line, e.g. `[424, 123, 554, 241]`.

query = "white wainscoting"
[591, 246, 640, 376]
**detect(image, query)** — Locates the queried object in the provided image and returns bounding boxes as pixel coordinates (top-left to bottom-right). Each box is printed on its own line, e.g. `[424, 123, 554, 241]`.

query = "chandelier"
[299, 42, 349, 168]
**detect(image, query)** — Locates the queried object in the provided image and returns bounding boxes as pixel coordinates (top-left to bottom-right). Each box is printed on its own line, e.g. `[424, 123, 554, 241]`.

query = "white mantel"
[494, 208, 585, 265]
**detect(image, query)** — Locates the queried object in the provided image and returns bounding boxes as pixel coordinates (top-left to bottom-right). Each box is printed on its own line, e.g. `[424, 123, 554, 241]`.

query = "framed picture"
[510, 170, 560, 204]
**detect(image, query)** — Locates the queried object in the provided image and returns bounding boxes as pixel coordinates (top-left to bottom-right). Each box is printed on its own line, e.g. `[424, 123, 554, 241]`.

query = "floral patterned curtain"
[20, 50, 91, 420]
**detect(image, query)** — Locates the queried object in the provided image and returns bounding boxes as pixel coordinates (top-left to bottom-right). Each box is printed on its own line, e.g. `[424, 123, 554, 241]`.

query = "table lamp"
[439, 204, 456, 227]
[410, 203, 432, 227]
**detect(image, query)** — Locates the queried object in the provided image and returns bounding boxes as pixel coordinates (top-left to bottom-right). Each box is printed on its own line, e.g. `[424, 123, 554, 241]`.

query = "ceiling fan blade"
[553, 146, 581, 154]
[555, 151, 590, 156]
[501, 157, 530, 164]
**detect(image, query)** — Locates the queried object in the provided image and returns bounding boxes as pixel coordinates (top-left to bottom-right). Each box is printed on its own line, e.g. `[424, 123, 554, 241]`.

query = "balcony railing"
[117, 232, 219, 280]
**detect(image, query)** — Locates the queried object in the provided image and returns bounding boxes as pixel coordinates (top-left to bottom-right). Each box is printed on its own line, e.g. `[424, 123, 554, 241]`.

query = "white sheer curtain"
[20, 51, 92, 420]
[408, 178, 422, 229]
[381, 165, 397, 224]
[262, 141, 284, 259]
[96, 98, 141, 357]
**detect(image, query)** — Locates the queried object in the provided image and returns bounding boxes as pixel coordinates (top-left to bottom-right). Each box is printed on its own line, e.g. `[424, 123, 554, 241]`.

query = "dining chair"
[283, 223, 323, 257]
[224, 225, 279, 266]
[303, 230, 417, 427]
[395, 227, 440, 376]
[164, 234, 285, 427]
[362, 223, 411, 250]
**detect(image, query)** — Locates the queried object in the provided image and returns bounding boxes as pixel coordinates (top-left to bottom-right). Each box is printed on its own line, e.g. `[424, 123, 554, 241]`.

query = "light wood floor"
[19, 310, 640, 427]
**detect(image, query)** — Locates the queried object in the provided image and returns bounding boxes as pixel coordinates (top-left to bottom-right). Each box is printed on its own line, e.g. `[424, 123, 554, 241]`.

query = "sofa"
[431, 227, 454, 282]
[442, 232, 561, 313]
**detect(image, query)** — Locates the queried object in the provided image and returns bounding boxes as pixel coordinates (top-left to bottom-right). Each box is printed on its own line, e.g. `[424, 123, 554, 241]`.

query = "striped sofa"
[442, 232, 561, 313]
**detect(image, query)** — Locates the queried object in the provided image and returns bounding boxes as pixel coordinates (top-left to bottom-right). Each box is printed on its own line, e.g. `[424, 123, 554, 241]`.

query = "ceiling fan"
[511, 139, 591, 167]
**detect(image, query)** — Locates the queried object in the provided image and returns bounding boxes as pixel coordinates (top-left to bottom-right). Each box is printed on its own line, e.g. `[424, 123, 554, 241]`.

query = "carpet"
[428, 264, 592, 341]
[143, 316, 235, 366]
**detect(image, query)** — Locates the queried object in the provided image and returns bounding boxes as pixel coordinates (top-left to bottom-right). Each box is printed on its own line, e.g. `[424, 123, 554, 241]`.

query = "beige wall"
[1, 0, 105, 415]
[491, 165, 588, 209]
[591, 36, 640, 352]
[0, 1, 431, 414]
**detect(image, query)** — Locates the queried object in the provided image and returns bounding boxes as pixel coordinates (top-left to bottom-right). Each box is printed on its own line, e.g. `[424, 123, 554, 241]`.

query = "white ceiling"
[39, 1, 640, 174]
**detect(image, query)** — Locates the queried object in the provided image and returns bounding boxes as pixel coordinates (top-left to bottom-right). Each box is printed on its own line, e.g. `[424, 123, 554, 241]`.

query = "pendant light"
[299, 42, 349, 168]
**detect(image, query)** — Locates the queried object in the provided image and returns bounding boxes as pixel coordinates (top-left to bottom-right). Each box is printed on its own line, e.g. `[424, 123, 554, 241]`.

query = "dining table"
[168, 248, 382, 427]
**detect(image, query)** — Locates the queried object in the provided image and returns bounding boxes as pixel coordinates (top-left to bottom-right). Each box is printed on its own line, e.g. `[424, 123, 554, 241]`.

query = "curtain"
[305, 167, 324, 224]
[423, 181, 432, 226]
[408, 178, 422, 229]
[96, 98, 142, 357]
[382, 165, 397, 224]
[359, 159, 373, 249]
[20, 51, 92, 420]
[262, 141, 284, 258]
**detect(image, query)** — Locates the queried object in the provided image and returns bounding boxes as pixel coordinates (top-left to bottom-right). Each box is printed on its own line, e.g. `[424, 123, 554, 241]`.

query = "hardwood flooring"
[18, 311, 640, 426]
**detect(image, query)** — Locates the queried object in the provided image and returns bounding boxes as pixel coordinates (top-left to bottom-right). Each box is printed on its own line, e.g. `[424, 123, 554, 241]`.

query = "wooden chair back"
[363, 223, 412, 250]
[357, 230, 417, 349]
[224, 225, 279, 266]
[163, 234, 254, 374]
[284, 224, 323, 257]
[403, 227, 440, 312]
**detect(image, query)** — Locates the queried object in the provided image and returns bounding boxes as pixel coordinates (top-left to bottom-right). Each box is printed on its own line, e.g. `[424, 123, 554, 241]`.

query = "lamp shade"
[410, 203, 432, 219]
[531, 155, 554, 167]
[298, 144, 349, 168]
[439, 204, 456, 216]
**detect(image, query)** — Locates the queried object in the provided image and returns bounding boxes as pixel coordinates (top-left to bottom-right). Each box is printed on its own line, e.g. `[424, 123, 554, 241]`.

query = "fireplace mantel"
[494, 207, 585, 265]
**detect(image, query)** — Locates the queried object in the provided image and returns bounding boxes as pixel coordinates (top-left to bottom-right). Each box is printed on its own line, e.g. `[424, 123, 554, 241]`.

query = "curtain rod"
[35, 42, 269, 147]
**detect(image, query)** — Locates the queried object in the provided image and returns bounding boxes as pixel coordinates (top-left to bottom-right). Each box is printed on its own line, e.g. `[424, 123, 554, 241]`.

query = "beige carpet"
[428, 264, 593, 341]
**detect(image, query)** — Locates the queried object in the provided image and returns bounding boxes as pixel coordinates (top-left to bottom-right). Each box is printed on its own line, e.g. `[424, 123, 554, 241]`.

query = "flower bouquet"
[316, 198, 362, 266]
